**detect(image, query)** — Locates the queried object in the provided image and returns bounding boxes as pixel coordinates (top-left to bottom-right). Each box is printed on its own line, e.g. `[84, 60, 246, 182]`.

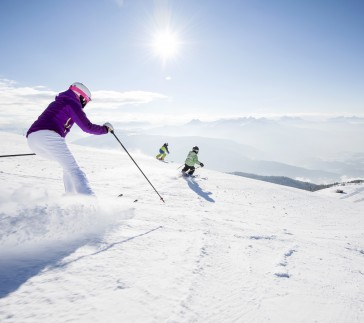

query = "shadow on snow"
[0, 226, 163, 298]
[0, 241, 86, 298]
[53, 225, 163, 269]
[186, 178, 215, 202]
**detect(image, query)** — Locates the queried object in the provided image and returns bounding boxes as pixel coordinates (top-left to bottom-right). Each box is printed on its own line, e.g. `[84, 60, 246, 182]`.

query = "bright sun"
[152, 30, 180, 60]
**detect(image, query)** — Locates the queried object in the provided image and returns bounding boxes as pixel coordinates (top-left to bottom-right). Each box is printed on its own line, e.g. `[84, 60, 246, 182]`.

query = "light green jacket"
[160, 146, 168, 153]
[185, 151, 201, 167]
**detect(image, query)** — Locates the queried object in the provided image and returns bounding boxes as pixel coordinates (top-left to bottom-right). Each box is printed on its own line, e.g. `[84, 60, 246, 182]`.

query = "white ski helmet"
[69, 82, 92, 102]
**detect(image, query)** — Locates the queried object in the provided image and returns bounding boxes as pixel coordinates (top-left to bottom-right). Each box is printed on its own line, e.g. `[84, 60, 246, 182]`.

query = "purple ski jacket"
[26, 89, 108, 138]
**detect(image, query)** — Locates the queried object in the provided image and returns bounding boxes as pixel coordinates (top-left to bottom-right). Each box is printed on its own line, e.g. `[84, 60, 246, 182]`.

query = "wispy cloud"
[0, 79, 56, 131]
[92, 90, 168, 108]
[0, 79, 55, 107]
[0, 79, 168, 131]
[1, 78, 363, 135]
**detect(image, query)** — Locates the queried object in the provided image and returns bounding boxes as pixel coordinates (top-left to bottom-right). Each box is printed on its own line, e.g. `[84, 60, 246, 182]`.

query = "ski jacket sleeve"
[69, 103, 108, 135]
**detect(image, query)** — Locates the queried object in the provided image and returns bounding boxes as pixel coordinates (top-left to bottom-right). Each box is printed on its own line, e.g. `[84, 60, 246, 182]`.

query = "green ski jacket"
[185, 151, 201, 167]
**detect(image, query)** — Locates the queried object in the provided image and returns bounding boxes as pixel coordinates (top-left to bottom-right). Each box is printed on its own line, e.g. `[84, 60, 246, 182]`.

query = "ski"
[192, 175, 208, 180]
[156, 159, 168, 163]
[181, 173, 208, 180]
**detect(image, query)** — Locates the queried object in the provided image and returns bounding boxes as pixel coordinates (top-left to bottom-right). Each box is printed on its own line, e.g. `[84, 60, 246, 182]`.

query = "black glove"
[200, 163, 204, 167]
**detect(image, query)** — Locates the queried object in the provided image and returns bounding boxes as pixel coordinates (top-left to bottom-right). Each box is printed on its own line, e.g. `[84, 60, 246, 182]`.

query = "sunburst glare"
[152, 29, 181, 61]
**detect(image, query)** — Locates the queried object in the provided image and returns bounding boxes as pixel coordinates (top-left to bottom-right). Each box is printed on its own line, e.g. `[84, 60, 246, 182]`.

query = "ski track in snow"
[0, 132, 364, 322]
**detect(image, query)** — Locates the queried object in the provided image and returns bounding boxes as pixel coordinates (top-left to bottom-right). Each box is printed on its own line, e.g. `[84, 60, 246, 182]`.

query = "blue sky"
[0, 0, 363, 123]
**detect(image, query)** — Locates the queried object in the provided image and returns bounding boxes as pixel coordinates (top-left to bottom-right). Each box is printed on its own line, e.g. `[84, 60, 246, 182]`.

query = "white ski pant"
[27, 130, 94, 195]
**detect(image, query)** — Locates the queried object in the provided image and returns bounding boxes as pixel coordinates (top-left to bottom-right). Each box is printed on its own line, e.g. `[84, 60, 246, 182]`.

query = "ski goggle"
[69, 85, 91, 105]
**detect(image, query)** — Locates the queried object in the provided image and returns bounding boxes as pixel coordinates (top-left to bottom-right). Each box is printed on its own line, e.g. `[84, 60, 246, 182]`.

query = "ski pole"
[110, 131, 165, 203]
[0, 153, 36, 158]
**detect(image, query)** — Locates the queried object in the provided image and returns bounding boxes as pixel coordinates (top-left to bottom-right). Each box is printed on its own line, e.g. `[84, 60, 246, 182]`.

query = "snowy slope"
[0, 132, 363, 323]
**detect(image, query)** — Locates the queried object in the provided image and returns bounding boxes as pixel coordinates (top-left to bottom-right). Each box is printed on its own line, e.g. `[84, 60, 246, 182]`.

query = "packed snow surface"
[0, 132, 363, 323]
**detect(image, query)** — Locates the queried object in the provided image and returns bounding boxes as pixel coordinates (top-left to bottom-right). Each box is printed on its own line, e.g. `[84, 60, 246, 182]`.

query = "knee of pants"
[64, 164, 86, 177]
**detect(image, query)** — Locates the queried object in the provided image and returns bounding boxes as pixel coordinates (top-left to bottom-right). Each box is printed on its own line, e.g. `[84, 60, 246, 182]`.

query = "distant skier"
[156, 143, 169, 161]
[181, 146, 204, 176]
[26, 82, 114, 195]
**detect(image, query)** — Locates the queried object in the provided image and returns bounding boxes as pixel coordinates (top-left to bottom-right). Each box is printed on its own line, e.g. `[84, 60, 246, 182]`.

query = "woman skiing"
[26, 82, 113, 195]
[156, 143, 169, 161]
[181, 146, 204, 176]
